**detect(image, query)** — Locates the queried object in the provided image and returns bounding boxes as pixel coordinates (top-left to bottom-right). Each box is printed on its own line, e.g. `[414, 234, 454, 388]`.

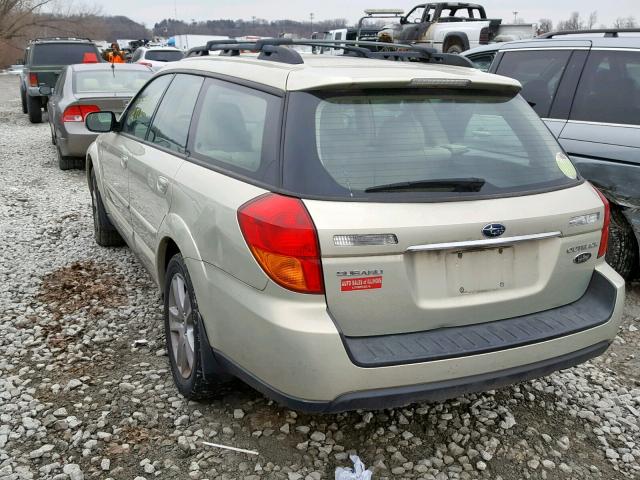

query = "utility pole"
[512, 11, 518, 23]
[310, 12, 314, 37]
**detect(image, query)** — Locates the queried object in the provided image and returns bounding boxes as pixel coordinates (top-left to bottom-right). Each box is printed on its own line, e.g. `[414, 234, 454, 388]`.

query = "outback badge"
[482, 223, 506, 238]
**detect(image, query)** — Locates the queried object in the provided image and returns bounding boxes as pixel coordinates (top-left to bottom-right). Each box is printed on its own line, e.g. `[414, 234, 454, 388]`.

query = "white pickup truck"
[377, 2, 535, 53]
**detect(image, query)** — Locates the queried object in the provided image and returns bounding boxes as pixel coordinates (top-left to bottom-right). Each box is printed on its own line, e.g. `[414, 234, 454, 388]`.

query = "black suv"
[464, 30, 640, 280]
[20, 38, 102, 123]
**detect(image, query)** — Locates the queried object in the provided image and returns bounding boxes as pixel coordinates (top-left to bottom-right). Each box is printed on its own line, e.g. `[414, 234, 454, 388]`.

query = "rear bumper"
[216, 340, 610, 413]
[190, 260, 625, 413]
[57, 124, 98, 158]
[343, 270, 616, 367]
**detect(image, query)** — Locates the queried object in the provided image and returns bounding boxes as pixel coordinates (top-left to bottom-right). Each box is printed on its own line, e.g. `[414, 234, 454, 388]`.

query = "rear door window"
[496, 50, 572, 117]
[570, 50, 640, 126]
[188, 78, 281, 182]
[147, 74, 203, 154]
[121, 74, 173, 140]
[32, 43, 99, 65]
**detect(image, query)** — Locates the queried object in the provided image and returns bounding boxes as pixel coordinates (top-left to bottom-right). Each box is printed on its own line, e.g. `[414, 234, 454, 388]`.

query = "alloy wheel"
[168, 273, 195, 378]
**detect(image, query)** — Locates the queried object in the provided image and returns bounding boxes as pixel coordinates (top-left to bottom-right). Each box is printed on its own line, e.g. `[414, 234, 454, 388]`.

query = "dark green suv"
[20, 38, 102, 123]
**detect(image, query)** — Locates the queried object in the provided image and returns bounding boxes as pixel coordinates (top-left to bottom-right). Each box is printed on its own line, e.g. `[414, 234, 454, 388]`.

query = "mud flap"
[197, 313, 233, 382]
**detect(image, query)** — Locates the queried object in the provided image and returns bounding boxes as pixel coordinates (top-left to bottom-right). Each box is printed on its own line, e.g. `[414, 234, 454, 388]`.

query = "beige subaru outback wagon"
[84, 39, 625, 413]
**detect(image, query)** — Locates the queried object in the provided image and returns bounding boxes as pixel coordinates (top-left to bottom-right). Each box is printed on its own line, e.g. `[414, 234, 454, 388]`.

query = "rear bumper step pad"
[343, 271, 617, 367]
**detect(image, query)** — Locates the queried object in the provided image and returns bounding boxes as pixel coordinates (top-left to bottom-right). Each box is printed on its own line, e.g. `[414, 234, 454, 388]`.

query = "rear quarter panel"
[162, 161, 269, 290]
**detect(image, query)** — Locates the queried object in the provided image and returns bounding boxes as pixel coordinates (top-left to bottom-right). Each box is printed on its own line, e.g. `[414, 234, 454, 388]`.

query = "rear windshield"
[73, 70, 152, 93]
[283, 90, 579, 200]
[32, 43, 99, 66]
[145, 50, 184, 62]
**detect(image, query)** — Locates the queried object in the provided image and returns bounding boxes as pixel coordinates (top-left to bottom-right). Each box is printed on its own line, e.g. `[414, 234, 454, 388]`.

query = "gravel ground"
[0, 73, 639, 480]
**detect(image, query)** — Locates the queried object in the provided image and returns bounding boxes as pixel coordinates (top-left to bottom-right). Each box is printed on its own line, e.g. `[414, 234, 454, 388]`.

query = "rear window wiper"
[365, 178, 486, 193]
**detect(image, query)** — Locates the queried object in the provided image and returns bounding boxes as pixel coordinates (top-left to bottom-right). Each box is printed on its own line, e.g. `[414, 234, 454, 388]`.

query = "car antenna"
[111, 61, 115, 78]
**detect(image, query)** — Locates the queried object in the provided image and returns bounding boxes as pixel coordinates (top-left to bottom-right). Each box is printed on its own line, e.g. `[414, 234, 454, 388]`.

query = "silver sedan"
[46, 63, 153, 170]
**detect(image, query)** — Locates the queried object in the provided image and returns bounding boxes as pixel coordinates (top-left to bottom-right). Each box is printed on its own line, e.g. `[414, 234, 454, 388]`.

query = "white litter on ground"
[335, 455, 373, 480]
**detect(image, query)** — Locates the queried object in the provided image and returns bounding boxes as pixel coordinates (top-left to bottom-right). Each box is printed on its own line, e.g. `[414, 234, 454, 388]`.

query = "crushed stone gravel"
[0, 74, 639, 480]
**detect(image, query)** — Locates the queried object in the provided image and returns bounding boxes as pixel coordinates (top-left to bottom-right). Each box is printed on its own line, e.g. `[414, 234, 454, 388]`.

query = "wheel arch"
[443, 32, 470, 51]
[156, 213, 204, 289]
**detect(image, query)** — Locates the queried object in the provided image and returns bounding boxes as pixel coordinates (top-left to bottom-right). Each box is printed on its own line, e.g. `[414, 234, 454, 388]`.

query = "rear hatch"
[283, 87, 606, 337]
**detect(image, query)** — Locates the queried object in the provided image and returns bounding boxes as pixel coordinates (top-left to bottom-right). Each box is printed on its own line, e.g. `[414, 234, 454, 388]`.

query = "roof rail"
[186, 38, 473, 68]
[539, 28, 640, 39]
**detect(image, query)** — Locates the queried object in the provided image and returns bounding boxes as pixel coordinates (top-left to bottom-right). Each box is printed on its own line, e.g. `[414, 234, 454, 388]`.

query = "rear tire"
[27, 95, 42, 123]
[90, 167, 124, 247]
[445, 43, 464, 54]
[164, 253, 231, 400]
[57, 144, 81, 170]
[606, 208, 639, 280]
[20, 88, 28, 114]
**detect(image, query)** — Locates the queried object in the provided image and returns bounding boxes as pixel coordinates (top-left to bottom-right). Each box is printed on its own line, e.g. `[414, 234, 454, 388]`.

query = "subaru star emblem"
[482, 223, 506, 238]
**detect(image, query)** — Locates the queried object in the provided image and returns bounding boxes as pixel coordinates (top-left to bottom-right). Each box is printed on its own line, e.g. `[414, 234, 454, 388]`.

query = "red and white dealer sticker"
[341, 276, 383, 292]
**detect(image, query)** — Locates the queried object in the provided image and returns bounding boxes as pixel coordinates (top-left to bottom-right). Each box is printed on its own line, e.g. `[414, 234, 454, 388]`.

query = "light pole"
[310, 13, 314, 37]
[512, 11, 519, 23]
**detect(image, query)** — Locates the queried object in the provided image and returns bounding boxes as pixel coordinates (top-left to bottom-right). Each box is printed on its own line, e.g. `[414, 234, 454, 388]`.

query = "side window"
[147, 74, 203, 154]
[121, 74, 172, 139]
[468, 53, 495, 72]
[496, 50, 572, 117]
[570, 50, 640, 126]
[405, 6, 425, 23]
[190, 79, 280, 176]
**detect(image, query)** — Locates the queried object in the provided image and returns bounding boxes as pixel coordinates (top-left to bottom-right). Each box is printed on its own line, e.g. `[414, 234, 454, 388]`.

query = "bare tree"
[538, 18, 553, 33]
[613, 16, 638, 28]
[587, 11, 598, 29]
[0, 0, 54, 42]
[557, 12, 583, 31]
[0, 0, 102, 42]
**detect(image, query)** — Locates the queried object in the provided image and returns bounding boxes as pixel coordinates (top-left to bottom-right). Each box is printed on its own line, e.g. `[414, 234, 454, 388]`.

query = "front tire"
[27, 95, 42, 123]
[90, 167, 124, 246]
[606, 209, 639, 280]
[164, 253, 230, 400]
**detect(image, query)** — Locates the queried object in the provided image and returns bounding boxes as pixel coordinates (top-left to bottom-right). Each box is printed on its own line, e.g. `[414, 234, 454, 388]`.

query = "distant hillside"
[153, 18, 349, 39]
[99, 15, 151, 41]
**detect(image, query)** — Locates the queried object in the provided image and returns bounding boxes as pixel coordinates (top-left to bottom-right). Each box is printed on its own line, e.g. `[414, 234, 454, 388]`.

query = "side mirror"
[400, 16, 407, 24]
[86, 111, 117, 133]
[39, 85, 53, 95]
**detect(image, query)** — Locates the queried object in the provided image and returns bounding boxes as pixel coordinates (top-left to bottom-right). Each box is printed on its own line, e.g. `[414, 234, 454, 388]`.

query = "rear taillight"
[62, 104, 100, 122]
[82, 52, 98, 63]
[479, 27, 490, 44]
[238, 193, 324, 294]
[593, 186, 610, 258]
[29, 72, 38, 87]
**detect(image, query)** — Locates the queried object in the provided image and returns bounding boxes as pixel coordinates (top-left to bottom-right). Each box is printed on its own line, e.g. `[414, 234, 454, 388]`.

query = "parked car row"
[17, 37, 182, 125]
[12, 32, 634, 412]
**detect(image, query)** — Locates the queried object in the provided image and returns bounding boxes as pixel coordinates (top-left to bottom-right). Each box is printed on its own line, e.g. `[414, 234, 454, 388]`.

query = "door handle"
[156, 176, 169, 194]
[120, 154, 128, 169]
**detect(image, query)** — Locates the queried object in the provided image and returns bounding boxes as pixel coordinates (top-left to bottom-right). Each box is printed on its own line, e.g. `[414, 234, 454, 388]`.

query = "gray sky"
[101, 0, 638, 28]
